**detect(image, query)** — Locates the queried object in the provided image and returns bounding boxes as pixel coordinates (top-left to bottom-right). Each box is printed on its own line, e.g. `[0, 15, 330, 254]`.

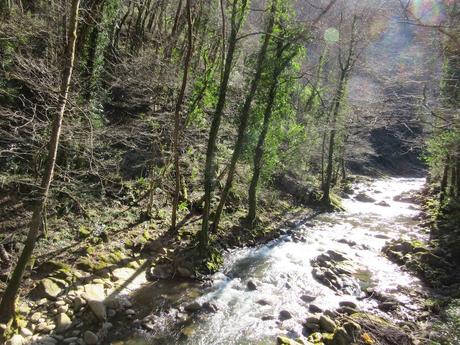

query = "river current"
[118, 177, 427, 345]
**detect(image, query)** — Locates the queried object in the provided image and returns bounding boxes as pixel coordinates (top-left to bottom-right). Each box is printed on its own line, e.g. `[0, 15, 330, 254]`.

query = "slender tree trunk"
[114, 0, 133, 49]
[0, 0, 80, 325]
[200, 0, 248, 256]
[171, 0, 193, 231]
[247, 80, 278, 227]
[212, 0, 277, 231]
[247, 41, 296, 227]
[323, 72, 346, 205]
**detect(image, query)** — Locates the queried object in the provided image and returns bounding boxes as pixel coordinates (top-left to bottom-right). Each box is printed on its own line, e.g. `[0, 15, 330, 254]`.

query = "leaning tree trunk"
[212, 0, 277, 231]
[200, 0, 248, 256]
[0, 0, 80, 326]
[171, 0, 193, 231]
[247, 41, 296, 227]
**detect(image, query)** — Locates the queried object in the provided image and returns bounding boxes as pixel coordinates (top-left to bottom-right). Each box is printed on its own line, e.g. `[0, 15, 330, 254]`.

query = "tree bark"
[171, 0, 193, 231]
[0, 0, 80, 325]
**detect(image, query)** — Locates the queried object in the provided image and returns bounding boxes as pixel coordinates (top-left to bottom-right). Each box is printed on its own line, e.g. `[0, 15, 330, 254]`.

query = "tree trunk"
[247, 41, 295, 227]
[200, 0, 248, 256]
[171, 0, 193, 231]
[212, 0, 277, 231]
[323, 72, 346, 205]
[247, 81, 278, 227]
[0, 0, 80, 325]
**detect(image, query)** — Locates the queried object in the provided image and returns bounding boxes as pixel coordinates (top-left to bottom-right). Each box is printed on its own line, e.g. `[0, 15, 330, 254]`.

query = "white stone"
[112, 268, 135, 281]
[56, 313, 72, 333]
[6, 334, 24, 345]
[20, 327, 33, 337]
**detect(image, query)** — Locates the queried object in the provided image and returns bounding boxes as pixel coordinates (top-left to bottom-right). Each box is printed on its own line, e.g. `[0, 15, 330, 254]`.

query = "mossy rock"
[277, 336, 306, 345]
[36, 260, 71, 276]
[350, 312, 393, 328]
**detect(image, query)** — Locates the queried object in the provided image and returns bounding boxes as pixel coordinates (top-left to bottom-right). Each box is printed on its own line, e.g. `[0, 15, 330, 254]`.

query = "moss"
[85, 246, 95, 255]
[78, 225, 91, 238]
[329, 193, 345, 211]
[205, 249, 223, 273]
[107, 250, 126, 264]
[410, 239, 426, 248]
[351, 312, 393, 328]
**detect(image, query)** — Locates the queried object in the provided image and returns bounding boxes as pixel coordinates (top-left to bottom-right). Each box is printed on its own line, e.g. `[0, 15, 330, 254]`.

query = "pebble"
[125, 309, 135, 315]
[20, 327, 33, 337]
[31, 312, 42, 323]
[83, 330, 98, 345]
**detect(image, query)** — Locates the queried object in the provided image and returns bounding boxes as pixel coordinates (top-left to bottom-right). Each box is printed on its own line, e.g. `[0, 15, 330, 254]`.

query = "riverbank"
[105, 177, 434, 345]
[1, 170, 321, 344]
[2, 176, 443, 345]
[382, 184, 460, 345]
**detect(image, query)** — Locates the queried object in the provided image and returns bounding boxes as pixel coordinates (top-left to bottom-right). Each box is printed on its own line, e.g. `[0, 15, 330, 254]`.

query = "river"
[115, 177, 428, 345]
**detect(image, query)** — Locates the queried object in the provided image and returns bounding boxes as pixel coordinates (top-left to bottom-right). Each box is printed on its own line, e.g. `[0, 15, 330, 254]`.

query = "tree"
[211, 0, 278, 232]
[247, 27, 301, 227]
[0, 0, 81, 326]
[171, 0, 194, 231]
[200, 0, 249, 255]
[322, 14, 359, 206]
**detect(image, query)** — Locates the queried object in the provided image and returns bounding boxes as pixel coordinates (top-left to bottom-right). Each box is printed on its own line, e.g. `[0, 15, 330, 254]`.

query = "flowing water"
[118, 177, 428, 345]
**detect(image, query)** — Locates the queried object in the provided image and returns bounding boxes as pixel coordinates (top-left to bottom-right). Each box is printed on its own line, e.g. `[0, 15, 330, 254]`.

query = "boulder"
[300, 295, 316, 303]
[343, 321, 361, 336]
[277, 336, 303, 345]
[6, 335, 24, 345]
[55, 313, 72, 333]
[83, 284, 105, 301]
[319, 315, 336, 333]
[202, 301, 218, 313]
[332, 327, 351, 345]
[112, 267, 135, 281]
[309, 304, 323, 313]
[378, 301, 398, 312]
[339, 301, 357, 309]
[279, 310, 292, 321]
[88, 300, 107, 321]
[20, 328, 33, 337]
[375, 200, 390, 207]
[184, 301, 202, 313]
[355, 193, 376, 203]
[37, 278, 62, 300]
[247, 280, 257, 291]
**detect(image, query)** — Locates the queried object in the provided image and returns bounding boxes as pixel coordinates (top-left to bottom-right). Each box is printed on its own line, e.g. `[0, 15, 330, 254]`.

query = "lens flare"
[409, 0, 446, 25]
[324, 27, 339, 44]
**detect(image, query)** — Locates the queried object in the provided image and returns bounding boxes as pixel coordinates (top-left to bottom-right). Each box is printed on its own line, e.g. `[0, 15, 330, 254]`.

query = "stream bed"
[115, 177, 429, 345]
